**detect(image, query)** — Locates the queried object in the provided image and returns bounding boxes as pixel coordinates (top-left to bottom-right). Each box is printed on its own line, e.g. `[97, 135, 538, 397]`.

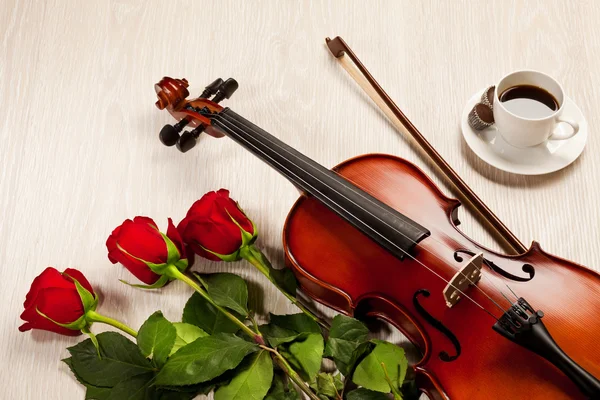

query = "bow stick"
[325, 36, 527, 255]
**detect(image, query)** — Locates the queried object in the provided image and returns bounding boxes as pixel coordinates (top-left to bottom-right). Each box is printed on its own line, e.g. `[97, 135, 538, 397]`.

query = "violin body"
[283, 154, 600, 400]
[154, 75, 600, 399]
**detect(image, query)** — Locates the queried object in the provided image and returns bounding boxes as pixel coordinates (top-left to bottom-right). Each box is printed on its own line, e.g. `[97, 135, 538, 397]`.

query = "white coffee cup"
[493, 70, 579, 148]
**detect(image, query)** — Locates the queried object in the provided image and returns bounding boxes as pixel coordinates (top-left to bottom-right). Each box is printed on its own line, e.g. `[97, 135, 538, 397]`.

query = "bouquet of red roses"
[20, 189, 416, 400]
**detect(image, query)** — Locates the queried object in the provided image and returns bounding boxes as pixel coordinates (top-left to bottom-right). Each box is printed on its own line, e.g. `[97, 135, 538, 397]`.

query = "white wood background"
[1, 1, 599, 399]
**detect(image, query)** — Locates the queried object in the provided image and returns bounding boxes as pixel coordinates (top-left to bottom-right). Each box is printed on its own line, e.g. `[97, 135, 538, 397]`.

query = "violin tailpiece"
[493, 298, 600, 397]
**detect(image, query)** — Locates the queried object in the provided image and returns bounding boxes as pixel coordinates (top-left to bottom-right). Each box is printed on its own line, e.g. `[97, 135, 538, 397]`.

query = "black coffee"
[499, 85, 559, 118]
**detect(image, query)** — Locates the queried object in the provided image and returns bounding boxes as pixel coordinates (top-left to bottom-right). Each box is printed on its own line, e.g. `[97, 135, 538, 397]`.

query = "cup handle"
[549, 118, 579, 141]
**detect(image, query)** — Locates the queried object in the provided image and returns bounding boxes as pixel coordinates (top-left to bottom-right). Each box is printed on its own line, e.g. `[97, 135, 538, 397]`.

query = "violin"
[153, 68, 600, 398]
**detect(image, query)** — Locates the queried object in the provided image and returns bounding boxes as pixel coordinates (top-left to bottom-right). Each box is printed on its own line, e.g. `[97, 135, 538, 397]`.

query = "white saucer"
[461, 89, 588, 175]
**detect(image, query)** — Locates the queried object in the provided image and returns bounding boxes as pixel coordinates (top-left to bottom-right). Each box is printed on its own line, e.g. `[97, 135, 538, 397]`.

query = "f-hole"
[413, 289, 461, 362]
[454, 249, 535, 282]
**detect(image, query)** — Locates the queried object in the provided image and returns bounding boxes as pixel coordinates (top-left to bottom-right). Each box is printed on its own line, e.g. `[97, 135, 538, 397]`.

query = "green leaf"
[86, 386, 112, 400]
[69, 275, 98, 313]
[200, 273, 249, 316]
[182, 292, 241, 334]
[261, 312, 321, 350]
[68, 332, 154, 387]
[338, 341, 375, 377]
[270, 267, 298, 298]
[156, 391, 197, 400]
[352, 340, 408, 393]
[137, 311, 176, 367]
[81, 327, 100, 357]
[285, 333, 324, 381]
[309, 372, 343, 398]
[259, 324, 306, 348]
[37, 308, 88, 330]
[265, 372, 301, 400]
[269, 313, 321, 335]
[161, 232, 183, 265]
[324, 315, 369, 369]
[106, 373, 155, 400]
[346, 387, 390, 400]
[119, 275, 170, 289]
[240, 245, 298, 298]
[63, 357, 111, 400]
[214, 350, 273, 400]
[63, 357, 85, 384]
[170, 322, 208, 356]
[155, 372, 230, 397]
[155, 333, 259, 386]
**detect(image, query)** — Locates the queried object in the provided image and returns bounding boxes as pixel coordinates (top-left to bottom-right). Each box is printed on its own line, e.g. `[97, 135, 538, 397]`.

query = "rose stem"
[242, 246, 329, 329]
[261, 345, 321, 400]
[249, 314, 260, 334]
[85, 310, 138, 338]
[165, 265, 264, 344]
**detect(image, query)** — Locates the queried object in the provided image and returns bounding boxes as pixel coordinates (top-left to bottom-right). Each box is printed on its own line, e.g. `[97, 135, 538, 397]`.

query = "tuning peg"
[159, 119, 189, 147]
[212, 78, 239, 103]
[159, 125, 180, 146]
[176, 125, 205, 153]
[200, 78, 224, 98]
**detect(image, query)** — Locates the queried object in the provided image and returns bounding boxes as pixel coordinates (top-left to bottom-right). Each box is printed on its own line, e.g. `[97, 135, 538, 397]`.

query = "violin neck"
[212, 108, 430, 258]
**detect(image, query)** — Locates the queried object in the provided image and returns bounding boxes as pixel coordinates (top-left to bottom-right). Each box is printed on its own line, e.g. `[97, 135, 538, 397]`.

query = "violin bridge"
[443, 252, 483, 307]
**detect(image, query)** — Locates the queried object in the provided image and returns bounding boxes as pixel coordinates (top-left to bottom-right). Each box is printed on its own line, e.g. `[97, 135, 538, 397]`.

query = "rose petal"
[187, 240, 223, 262]
[111, 249, 162, 285]
[133, 216, 159, 229]
[215, 190, 254, 233]
[184, 219, 242, 255]
[106, 226, 121, 264]
[19, 287, 84, 336]
[176, 217, 189, 238]
[23, 267, 75, 310]
[62, 268, 95, 297]
[216, 188, 230, 197]
[185, 245, 196, 268]
[231, 203, 254, 234]
[19, 318, 82, 336]
[116, 218, 168, 264]
[36, 287, 85, 325]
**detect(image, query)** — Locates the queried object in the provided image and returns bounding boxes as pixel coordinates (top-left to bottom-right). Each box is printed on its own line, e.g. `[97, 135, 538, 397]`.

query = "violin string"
[211, 115, 513, 310]
[210, 113, 501, 320]
[212, 116, 499, 320]
[212, 113, 509, 316]
[219, 109, 516, 310]
[485, 275, 515, 306]
[506, 284, 520, 301]
[212, 112, 510, 313]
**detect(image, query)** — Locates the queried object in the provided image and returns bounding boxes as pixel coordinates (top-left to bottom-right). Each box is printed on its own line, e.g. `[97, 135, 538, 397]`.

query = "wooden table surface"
[2, 1, 599, 398]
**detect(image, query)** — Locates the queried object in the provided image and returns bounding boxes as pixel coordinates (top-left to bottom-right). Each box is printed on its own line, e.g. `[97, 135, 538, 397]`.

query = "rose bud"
[177, 189, 322, 326]
[106, 216, 190, 288]
[178, 189, 257, 261]
[19, 267, 97, 336]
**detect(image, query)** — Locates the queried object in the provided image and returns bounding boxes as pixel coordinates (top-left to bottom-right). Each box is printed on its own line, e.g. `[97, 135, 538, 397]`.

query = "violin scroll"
[154, 76, 238, 152]
[154, 77, 190, 110]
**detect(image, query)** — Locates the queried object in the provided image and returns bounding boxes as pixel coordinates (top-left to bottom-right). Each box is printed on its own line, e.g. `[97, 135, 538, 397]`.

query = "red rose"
[106, 216, 189, 286]
[19, 267, 96, 336]
[178, 189, 256, 261]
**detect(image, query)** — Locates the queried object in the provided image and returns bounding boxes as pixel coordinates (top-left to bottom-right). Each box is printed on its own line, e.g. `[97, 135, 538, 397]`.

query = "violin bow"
[325, 36, 527, 255]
